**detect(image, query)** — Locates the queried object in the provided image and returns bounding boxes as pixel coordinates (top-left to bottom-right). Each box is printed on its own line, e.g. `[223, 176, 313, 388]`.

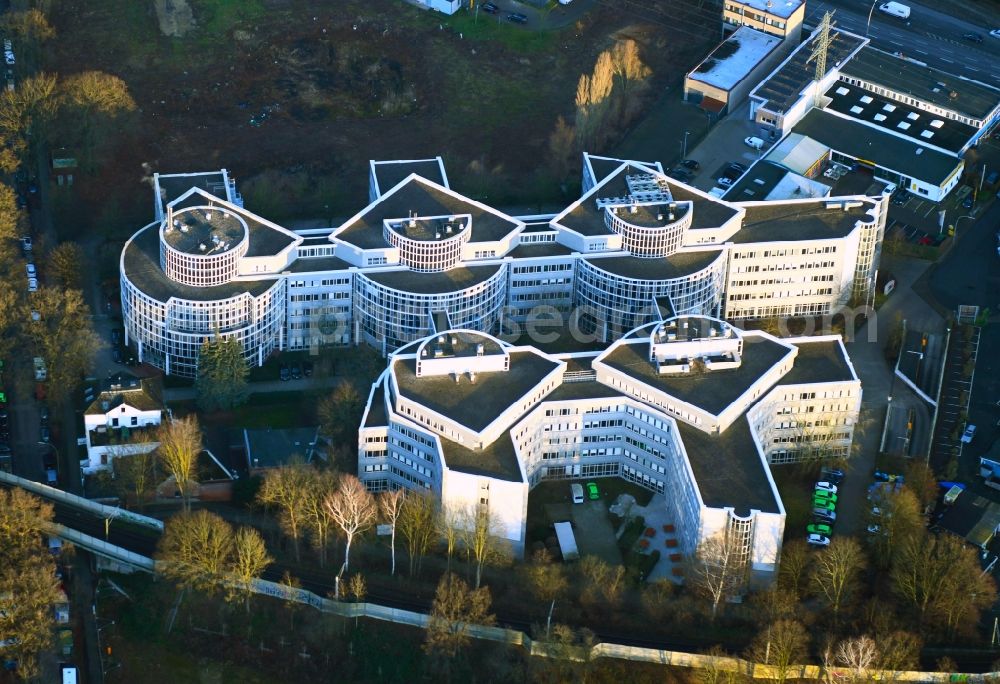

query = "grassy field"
[45, 0, 716, 240]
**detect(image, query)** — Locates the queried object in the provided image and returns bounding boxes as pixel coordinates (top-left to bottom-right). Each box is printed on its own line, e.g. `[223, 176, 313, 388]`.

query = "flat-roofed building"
[685, 27, 785, 116]
[121, 154, 886, 376]
[359, 317, 861, 587]
[722, 0, 805, 42]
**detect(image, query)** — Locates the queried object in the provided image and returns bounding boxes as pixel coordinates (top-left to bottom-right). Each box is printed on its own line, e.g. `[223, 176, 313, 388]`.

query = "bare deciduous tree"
[777, 539, 809, 596]
[379, 488, 405, 576]
[835, 635, 878, 683]
[324, 474, 377, 576]
[303, 469, 337, 567]
[688, 533, 748, 621]
[156, 509, 234, 595]
[810, 537, 866, 622]
[228, 526, 272, 613]
[398, 490, 437, 576]
[523, 549, 568, 636]
[745, 619, 809, 684]
[156, 415, 202, 512]
[424, 572, 495, 677]
[459, 504, 508, 589]
[256, 460, 314, 562]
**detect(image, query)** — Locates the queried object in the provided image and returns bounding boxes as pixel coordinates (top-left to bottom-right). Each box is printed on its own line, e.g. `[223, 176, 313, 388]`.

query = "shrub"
[662, 524, 675, 533]
[644, 527, 655, 537]
[666, 538, 678, 548]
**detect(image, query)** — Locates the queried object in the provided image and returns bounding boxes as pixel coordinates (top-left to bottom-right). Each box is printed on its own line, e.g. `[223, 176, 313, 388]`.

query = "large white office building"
[120, 154, 886, 377]
[357, 316, 861, 585]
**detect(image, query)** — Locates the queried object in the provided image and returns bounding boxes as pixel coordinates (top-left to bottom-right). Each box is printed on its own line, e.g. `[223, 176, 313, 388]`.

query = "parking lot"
[678, 102, 775, 193]
[930, 325, 980, 474]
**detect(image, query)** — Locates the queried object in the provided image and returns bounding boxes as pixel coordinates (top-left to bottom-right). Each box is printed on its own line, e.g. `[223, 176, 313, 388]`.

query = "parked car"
[680, 159, 700, 171]
[961, 424, 977, 444]
[807, 523, 832, 535]
[963, 32, 984, 43]
[668, 168, 692, 182]
[27, 277, 38, 292]
[717, 176, 734, 187]
[20, 236, 32, 253]
[728, 162, 748, 173]
[39, 405, 49, 425]
[111, 348, 122, 364]
[303, 361, 314, 377]
[507, 12, 528, 23]
[40, 425, 50, 442]
[815, 481, 838, 494]
[481, 1, 499, 12]
[586, 482, 600, 500]
[813, 508, 837, 522]
[26, 262, 35, 278]
[279, 363, 291, 381]
[821, 467, 845, 484]
[807, 533, 831, 547]
[814, 490, 838, 503]
[111, 329, 122, 345]
[962, 195, 974, 209]
[744, 136, 764, 150]
[813, 498, 836, 511]
[291, 363, 302, 380]
[42, 450, 56, 470]
[571, 483, 584, 504]
[867, 524, 882, 534]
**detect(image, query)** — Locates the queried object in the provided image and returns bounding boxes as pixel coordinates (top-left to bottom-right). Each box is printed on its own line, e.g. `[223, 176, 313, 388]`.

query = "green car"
[806, 523, 832, 535]
[813, 490, 838, 503]
[586, 482, 600, 500]
[813, 498, 836, 511]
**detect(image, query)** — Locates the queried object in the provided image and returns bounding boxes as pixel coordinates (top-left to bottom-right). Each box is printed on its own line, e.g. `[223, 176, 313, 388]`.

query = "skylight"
[850, 106, 864, 114]
[930, 119, 944, 128]
[907, 112, 920, 120]
[897, 121, 911, 130]
[920, 130, 934, 139]
[874, 113, 887, 122]
[836, 87, 850, 96]
[860, 95, 873, 104]
[882, 103, 896, 112]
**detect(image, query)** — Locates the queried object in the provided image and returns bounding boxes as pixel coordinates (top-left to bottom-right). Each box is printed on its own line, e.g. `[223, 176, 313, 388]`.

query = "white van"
[571, 483, 584, 504]
[878, 2, 910, 19]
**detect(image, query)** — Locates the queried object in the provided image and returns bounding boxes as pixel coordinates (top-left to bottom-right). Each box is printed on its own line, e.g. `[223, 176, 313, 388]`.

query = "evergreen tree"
[195, 333, 249, 412]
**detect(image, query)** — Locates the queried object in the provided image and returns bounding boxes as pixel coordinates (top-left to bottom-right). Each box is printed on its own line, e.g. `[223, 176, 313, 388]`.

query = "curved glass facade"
[121, 224, 285, 378]
[354, 267, 508, 352]
[575, 253, 726, 339]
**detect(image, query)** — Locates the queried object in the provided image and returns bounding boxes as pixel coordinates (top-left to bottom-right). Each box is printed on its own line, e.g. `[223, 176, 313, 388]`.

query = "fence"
[0, 470, 164, 531]
[49, 523, 999, 683]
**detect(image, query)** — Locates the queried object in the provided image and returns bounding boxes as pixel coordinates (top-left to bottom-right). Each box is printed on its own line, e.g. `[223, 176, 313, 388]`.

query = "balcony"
[88, 424, 159, 448]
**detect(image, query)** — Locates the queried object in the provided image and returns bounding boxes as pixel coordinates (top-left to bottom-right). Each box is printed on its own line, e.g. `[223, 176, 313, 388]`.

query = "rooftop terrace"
[163, 207, 245, 255]
[123, 224, 277, 302]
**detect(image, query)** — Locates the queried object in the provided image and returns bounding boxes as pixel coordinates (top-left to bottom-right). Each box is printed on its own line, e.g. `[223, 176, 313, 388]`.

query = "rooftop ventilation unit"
[205, 211, 213, 221]
[199, 243, 207, 251]
[180, 225, 189, 233]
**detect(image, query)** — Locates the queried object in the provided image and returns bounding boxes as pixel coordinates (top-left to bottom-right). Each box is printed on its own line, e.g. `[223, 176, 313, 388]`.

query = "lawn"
[772, 466, 816, 540]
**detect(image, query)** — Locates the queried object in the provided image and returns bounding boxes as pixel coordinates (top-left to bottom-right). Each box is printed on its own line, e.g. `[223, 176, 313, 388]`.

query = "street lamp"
[681, 130, 690, 160]
[865, 0, 880, 36]
[950, 214, 975, 238]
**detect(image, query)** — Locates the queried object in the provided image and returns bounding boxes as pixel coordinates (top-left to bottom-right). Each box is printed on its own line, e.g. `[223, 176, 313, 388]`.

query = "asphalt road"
[805, 0, 1000, 86]
[929, 197, 1000, 465]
